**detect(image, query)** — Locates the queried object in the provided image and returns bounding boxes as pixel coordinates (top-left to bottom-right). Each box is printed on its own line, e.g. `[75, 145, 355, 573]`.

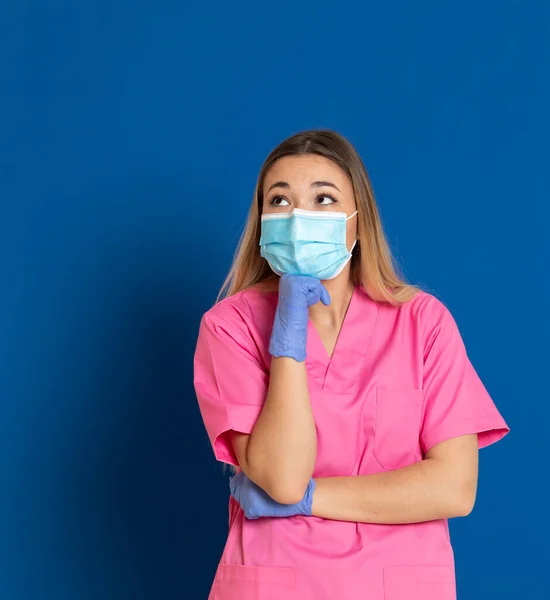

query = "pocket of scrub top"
[372, 386, 423, 471]
[212, 564, 297, 600]
[383, 565, 456, 600]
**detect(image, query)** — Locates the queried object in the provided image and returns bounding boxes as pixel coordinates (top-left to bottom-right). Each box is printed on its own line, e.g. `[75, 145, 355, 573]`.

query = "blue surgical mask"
[259, 208, 358, 281]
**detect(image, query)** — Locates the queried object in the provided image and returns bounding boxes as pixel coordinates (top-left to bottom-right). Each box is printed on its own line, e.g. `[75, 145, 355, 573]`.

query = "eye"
[316, 194, 337, 205]
[269, 195, 290, 207]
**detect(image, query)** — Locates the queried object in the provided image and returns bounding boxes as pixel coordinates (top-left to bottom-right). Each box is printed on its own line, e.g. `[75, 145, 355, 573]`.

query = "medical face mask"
[259, 208, 358, 281]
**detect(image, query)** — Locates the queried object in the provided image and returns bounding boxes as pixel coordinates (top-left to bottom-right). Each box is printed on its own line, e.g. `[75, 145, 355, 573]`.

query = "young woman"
[193, 129, 509, 600]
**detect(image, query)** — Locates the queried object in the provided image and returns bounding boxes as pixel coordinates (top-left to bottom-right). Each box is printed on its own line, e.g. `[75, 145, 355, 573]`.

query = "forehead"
[264, 155, 350, 187]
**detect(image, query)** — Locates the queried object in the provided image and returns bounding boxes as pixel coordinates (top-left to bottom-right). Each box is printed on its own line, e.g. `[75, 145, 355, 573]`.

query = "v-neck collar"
[306, 286, 379, 394]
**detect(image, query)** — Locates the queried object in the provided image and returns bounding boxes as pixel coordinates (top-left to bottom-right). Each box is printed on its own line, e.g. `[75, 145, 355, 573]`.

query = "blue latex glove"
[229, 471, 316, 520]
[269, 274, 330, 362]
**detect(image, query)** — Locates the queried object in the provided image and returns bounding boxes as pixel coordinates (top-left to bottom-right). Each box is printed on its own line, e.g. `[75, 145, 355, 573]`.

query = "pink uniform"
[194, 285, 509, 600]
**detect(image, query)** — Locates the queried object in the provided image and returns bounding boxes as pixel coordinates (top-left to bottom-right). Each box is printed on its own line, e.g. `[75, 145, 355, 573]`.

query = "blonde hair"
[218, 129, 419, 305]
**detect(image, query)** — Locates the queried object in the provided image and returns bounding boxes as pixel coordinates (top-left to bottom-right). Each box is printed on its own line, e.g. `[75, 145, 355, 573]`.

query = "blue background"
[1, 1, 548, 598]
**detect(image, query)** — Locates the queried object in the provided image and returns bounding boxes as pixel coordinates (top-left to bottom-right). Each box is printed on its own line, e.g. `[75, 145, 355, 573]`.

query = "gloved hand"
[229, 471, 316, 520]
[269, 274, 330, 362]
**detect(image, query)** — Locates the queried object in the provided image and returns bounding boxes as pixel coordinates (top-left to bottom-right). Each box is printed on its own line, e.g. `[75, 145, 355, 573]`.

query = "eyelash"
[268, 193, 338, 206]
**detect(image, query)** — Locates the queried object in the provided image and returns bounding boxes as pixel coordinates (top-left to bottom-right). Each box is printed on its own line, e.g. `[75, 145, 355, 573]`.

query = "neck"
[309, 271, 355, 327]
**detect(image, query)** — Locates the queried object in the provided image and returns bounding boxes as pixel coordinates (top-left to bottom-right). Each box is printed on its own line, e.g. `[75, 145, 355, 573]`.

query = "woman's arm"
[232, 275, 330, 505]
[311, 434, 479, 524]
[232, 357, 317, 504]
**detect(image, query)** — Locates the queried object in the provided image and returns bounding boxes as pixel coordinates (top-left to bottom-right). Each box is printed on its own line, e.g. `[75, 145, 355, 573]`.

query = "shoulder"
[200, 286, 278, 338]
[400, 289, 457, 332]
[196, 287, 276, 361]
[399, 290, 467, 358]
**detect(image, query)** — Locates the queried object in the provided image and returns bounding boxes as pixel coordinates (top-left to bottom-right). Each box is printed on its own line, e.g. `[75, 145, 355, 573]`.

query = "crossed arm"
[309, 434, 479, 524]
[231, 357, 479, 525]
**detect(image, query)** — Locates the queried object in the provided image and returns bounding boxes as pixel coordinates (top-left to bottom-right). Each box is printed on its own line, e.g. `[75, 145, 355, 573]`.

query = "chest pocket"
[372, 385, 424, 470]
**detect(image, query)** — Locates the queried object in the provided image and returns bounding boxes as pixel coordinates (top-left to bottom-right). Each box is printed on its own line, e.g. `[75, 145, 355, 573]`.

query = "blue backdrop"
[1, 1, 548, 598]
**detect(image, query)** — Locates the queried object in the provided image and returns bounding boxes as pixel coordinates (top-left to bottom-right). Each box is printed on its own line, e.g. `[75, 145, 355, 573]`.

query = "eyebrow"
[311, 181, 340, 191]
[266, 181, 290, 193]
[266, 180, 341, 193]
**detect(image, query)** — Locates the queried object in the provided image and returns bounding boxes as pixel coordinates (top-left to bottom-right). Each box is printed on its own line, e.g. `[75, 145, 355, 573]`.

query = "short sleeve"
[419, 300, 510, 454]
[193, 312, 269, 466]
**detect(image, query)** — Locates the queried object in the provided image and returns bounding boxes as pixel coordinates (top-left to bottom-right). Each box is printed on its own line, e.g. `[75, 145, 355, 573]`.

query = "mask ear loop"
[346, 211, 359, 253]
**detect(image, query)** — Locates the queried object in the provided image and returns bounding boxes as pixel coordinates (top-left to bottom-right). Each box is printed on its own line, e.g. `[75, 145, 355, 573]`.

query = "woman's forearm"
[311, 458, 475, 524]
[246, 357, 317, 504]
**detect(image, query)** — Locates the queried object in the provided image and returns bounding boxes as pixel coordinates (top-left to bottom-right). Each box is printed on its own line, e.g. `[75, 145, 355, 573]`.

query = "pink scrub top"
[193, 285, 509, 600]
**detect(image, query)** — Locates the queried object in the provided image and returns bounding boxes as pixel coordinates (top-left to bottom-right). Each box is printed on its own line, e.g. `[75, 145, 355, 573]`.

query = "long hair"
[218, 129, 418, 305]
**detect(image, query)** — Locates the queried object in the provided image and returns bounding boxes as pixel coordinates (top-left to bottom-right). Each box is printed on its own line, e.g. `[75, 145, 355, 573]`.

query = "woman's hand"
[229, 471, 316, 519]
[269, 274, 330, 362]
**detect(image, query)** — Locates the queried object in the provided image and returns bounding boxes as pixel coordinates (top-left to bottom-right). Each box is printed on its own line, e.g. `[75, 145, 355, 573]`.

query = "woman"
[193, 129, 509, 600]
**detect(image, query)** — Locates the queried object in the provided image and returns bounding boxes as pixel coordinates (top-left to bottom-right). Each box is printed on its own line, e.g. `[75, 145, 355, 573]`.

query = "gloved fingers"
[229, 471, 244, 500]
[245, 508, 260, 520]
[304, 279, 329, 307]
[300, 478, 316, 516]
[229, 475, 236, 497]
[319, 284, 331, 306]
[300, 279, 318, 304]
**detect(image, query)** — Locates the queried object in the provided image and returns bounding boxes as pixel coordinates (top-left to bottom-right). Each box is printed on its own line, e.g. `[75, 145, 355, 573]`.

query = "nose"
[294, 196, 310, 210]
